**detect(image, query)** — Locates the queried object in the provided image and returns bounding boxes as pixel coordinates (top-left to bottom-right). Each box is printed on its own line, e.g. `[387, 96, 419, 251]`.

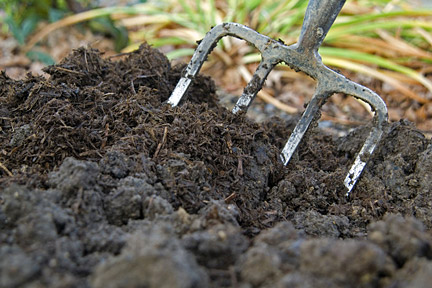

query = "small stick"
[237, 157, 244, 176]
[0, 161, 13, 177]
[224, 192, 237, 203]
[153, 126, 168, 159]
[54, 67, 86, 75]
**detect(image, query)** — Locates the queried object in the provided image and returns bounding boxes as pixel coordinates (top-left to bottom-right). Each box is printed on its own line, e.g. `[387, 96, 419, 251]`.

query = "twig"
[153, 126, 168, 159]
[54, 67, 86, 75]
[0, 161, 13, 177]
[237, 157, 243, 176]
[224, 192, 237, 203]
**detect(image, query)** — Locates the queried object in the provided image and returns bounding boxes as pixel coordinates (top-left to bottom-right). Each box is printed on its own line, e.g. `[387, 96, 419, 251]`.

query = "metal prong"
[280, 94, 325, 165]
[233, 58, 276, 114]
[168, 2, 388, 196]
[167, 23, 275, 107]
[167, 77, 193, 107]
[279, 70, 388, 196]
[337, 79, 388, 196]
[343, 127, 383, 195]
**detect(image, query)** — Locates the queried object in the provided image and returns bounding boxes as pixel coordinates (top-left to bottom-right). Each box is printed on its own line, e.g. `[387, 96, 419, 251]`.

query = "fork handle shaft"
[297, 0, 345, 54]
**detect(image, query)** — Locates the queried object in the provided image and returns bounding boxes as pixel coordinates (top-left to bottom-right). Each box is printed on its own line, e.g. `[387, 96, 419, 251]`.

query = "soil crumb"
[1, 44, 432, 287]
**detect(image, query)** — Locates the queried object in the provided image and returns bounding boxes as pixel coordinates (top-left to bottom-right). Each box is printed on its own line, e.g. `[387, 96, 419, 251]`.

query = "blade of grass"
[376, 29, 432, 60]
[319, 47, 432, 95]
[323, 56, 429, 103]
[24, 5, 159, 52]
[177, 0, 200, 28]
[415, 27, 432, 46]
[327, 20, 432, 42]
[277, 8, 307, 35]
[195, 0, 208, 30]
[328, 35, 432, 60]
[258, 0, 307, 33]
[158, 28, 202, 44]
[208, 0, 217, 26]
[150, 37, 192, 47]
[120, 14, 171, 27]
[334, 10, 432, 28]
[166, 48, 196, 60]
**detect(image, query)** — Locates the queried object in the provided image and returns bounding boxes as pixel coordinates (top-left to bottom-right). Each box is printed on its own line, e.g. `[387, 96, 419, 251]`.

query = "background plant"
[0, 0, 129, 63]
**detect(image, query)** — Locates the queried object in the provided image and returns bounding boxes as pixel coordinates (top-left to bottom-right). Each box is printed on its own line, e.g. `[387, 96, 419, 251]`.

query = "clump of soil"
[1, 44, 432, 287]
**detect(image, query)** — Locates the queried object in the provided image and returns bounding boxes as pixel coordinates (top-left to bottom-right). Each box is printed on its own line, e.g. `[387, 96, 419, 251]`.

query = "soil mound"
[1, 44, 431, 287]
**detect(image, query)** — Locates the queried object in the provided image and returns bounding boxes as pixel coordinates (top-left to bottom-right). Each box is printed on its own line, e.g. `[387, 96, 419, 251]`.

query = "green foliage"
[0, 0, 129, 52]
[26, 50, 55, 65]
[4, 14, 39, 45]
[1, 0, 55, 24]
[88, 17, 129, 52]
[132, 0, 432, 97]
[1, 0, 431, 96]
[1, 0, 69, 44]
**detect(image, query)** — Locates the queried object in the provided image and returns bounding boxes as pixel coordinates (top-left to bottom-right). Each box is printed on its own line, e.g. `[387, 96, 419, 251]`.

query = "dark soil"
[1, 44, 432, 288]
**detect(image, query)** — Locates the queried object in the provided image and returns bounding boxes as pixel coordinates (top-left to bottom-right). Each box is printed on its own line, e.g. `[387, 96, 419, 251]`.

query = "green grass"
[125, 0, 432, 100]
[5, 0, 432, 103]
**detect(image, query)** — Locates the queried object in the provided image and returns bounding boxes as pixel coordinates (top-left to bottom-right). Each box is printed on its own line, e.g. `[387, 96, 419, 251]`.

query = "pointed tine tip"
[343, 125, 385, 198]
[279, 153, 288, 166]
[344, 156, 367, 197]
[232, 105, 241, 114]
[344, 176, 355, 198]
[280, 146, 295, 167]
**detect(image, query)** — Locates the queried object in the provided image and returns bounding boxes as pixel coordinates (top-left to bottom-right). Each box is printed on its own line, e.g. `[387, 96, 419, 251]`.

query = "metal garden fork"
[167, 0, 388, 196]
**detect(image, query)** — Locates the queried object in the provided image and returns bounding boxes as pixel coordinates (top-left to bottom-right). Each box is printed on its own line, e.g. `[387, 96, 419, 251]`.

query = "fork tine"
[168, 1, 388, 196]
[233, 58, 277, 114]
[337, 77, 388, 196]
[280, 91, 328, 165]
[167, 23, 275, 107]
[280, 70, 388, 196]
[344, 127, 384, 196]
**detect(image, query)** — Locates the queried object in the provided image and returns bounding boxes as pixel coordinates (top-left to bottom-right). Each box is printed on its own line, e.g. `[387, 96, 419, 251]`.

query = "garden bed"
[1, 44, 431, 287]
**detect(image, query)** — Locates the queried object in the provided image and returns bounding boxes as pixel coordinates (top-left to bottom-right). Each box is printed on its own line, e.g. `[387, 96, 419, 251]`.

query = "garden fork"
[167, 0, 388, 197]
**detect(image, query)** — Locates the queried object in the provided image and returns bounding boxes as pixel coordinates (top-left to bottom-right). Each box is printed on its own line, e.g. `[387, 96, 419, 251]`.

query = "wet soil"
[1, 44, 432, 288]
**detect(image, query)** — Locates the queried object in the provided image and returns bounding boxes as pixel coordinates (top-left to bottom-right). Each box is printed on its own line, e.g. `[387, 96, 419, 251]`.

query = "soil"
[1, 44, 432, 288]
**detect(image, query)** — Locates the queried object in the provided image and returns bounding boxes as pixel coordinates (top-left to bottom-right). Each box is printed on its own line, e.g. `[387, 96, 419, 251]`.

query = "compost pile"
[1, 44, 432, 288]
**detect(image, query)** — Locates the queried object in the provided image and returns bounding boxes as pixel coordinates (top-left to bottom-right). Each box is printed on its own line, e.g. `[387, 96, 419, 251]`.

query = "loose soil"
[1, 44, 432, 288]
